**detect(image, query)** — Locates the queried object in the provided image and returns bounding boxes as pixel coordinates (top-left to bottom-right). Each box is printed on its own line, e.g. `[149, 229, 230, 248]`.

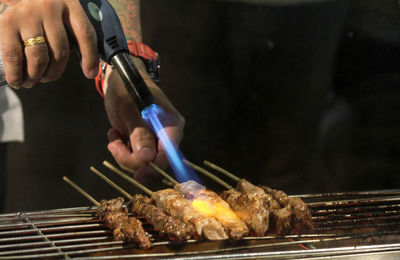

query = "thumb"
[130, 127, 157, 163]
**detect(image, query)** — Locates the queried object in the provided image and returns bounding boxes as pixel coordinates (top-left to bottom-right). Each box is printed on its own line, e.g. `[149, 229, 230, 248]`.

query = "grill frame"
[0, 190, 400, 259]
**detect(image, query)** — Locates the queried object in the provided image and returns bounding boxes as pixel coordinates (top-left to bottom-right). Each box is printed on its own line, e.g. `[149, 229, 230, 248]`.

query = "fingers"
[0, 0, 98, 88]
[130, 127, 157, 162]
[107, 127, 157, 173]
[65, 0, 98, 79]
[108, 124, 183, 174]
[21, 28, 49, 88]
[0, 19, 23, 88]
[41, 5, 70, 82]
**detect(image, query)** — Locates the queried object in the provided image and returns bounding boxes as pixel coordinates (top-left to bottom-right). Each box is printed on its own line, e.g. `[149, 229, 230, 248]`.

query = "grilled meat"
[286, 197, 314, 234]
[261, 186, 314, 234]
[269, 205, 292, 235]
[236, 179, 313, 234]
[132, 194, 195, 242]
[236, 179, 266, 196]
[174, 180, 205, 200]
[236, 179, 280, 210]
[97, 197, 152, 249]
[220, 189, 269, 236]
[151, 188, 228, 240]
[236, 179, 291, 235]
[175, 181, 249, 240]
[262, 186, 290, 208]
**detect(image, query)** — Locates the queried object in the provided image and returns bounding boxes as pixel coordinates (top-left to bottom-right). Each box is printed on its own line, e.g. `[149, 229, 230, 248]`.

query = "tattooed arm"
[109, 0, 142, 42]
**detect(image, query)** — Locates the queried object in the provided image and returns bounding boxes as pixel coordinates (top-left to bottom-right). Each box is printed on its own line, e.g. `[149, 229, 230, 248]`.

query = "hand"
[0, 0, 99, 89]
[103, 59, 185, 180]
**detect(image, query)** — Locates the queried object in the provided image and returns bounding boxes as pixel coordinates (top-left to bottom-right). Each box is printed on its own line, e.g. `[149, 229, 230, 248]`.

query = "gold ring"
[23, 36, 46, 47]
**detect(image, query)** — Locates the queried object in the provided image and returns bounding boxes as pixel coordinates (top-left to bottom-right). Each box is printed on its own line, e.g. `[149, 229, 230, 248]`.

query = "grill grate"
[0, 191, 400, 259]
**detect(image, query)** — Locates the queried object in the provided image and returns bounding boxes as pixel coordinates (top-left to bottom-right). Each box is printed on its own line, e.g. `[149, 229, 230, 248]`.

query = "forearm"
[105, 0, 155, 93]
[108, 0, 142, 42]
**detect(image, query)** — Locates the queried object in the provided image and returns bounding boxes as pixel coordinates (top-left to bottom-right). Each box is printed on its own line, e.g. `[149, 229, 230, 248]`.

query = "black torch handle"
[79, 0, 155, 111]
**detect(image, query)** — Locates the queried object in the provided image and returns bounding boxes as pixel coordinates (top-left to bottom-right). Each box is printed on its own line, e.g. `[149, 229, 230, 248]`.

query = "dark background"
[4, 0, 400, 212]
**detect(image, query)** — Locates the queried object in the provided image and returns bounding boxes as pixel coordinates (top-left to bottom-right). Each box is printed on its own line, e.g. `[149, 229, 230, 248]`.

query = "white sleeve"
[0, 85, 24, 143]
[0, 53, 6, 86]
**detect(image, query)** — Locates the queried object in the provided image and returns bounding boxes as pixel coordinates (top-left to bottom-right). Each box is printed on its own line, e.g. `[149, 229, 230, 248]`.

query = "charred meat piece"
[132, 194, 195, 242]
[236, 179, 280, 210]
[236, 179, 266, 196]
[286, 197, 314, 234]
[175, 181, 249, 240]
[152, 189, 228, 240]
[260, 186, 314, 234]
[236, 179, 291, 235]
[97, 197, 152, 249]
[262, 186, 290, 208]
[270, 205, 292, 235]
[220, 189, 269, 236]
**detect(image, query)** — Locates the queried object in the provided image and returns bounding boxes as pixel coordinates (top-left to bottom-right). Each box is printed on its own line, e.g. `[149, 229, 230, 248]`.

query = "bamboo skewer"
[64, 174, 153, 249]
[149, 162, 178, 185]
[63, 176, 100, 206]
[103, 161, 153, 196]
[162, 179, 174, 187]
[203, 160, 240, 182]
[90, 166, 133, 201]
[183, 159, 233, 190]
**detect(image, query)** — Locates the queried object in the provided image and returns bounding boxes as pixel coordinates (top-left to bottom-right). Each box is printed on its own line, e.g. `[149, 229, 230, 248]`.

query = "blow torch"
[79, 0, 197, 182]
[80, 0, 154, 111]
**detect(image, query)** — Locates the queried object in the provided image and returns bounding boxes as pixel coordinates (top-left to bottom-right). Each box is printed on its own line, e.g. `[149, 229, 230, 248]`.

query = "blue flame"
[141, 104, 199, 183]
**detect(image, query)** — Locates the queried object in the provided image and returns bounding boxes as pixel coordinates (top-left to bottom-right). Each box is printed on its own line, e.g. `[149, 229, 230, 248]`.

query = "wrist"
[102, 56, 155, 97]
[95, 41, 160, 97]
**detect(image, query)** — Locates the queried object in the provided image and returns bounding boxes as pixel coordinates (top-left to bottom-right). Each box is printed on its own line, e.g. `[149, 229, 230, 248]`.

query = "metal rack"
[0, 191, 399, 259]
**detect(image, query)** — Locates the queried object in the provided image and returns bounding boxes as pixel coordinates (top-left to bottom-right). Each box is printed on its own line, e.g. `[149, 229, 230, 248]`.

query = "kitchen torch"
[80, 0, 154, 111]
[80, 0, 197, 182]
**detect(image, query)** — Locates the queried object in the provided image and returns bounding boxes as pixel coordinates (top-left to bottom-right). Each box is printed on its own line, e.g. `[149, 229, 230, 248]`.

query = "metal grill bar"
[0, 192, 399, 259]
[0, 236, 110, 250]
[295, 189, 400, 199]
[19, 212, 71, 259]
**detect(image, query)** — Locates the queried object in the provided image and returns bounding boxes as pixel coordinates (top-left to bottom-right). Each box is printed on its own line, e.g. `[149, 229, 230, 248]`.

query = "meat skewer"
[219, 187, 270, 236]
[91, 166, 195, 242]
[132, 194, 195, 242]
[151, 188, 228, 240]
[174, 180, 249, 240]
[148, 163, 241, 239]
[183, 160, 274, 236]
[97, 197, 152, 249]
[260, 185, 314, 234]
[103, 161, 229, 241]
[62, 176, 152, 249]
[151, 161, 253, 238]
[203, 160, 314, 234]
[236, 179, 300, 235]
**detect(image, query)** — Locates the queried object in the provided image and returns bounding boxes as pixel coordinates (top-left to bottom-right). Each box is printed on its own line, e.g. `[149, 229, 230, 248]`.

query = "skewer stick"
[183, 159, 233, 190]
[90, 166, 133, 200]
[203, 160, 240, 182]
[103, 161, 153, 196]
[162, 179, 174, 187]
[63, 176, 100, 206]
[148, 162, 178, 185]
